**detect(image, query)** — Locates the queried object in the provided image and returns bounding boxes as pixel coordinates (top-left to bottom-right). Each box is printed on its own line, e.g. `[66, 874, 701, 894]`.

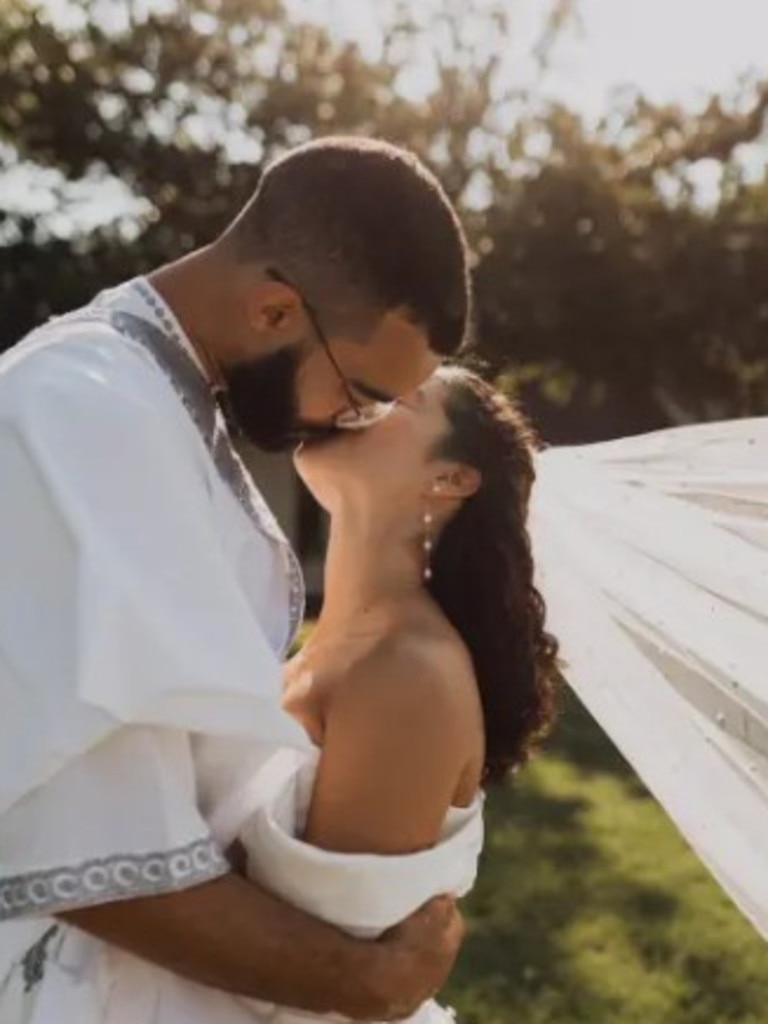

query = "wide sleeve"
[0, 726, 228, 919]
[0, 329, 307, 830]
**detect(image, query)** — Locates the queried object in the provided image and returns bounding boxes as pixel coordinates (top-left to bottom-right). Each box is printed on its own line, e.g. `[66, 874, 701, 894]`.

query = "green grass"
[445, 691, 768, 1024]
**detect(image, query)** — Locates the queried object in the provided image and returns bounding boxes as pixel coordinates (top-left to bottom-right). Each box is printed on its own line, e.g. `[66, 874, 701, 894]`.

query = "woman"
[187, 365, 559, 1024]
[227, 361, 768, 1021]
[282, 363, 557, 843]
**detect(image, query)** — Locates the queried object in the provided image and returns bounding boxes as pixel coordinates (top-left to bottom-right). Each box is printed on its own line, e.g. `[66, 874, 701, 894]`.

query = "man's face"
[223, 309, 440, 452]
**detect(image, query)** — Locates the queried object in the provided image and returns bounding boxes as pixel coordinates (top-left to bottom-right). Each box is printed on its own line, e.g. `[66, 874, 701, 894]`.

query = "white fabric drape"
[530, 417, 768, 939]
[0, 322, 307, 826]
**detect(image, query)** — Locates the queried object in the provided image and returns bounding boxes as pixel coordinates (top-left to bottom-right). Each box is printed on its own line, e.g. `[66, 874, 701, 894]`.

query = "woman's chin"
[294, 433, 338, 468]
[293, 435, 350, 503]
[295, 428, 361, 462]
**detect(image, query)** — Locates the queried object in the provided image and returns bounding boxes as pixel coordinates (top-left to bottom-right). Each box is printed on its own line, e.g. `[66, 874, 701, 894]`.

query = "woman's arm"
[304, 641, 476, 855]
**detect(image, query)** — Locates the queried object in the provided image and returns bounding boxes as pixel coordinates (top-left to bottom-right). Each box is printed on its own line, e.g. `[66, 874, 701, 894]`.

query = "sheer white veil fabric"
[529, 417, 768, 939]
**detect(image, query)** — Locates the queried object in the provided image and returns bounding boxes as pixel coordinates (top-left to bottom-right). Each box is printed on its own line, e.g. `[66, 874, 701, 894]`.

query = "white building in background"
[241, 444, 326, 608]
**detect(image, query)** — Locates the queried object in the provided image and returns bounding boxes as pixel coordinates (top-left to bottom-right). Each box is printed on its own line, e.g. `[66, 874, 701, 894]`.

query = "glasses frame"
[265, 268, 395, 431]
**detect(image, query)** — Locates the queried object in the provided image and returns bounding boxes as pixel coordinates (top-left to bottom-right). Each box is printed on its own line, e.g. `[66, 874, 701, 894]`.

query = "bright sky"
[298, 0, 768, 115]
[6, 0, 768, 231]
[538, 0, 768, 113]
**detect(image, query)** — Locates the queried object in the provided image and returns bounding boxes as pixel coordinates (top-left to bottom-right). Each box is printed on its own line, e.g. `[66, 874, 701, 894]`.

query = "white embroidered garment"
[530, 417, 768, 941]
[12, 746, 482, 1024]
[0, 279, 310, 1020]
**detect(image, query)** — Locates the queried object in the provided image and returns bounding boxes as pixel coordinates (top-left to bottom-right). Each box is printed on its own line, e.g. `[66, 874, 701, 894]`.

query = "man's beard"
[222, 346, 339, 453]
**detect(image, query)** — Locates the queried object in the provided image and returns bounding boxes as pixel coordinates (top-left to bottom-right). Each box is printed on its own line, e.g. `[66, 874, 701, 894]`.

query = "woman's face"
[293, 372, 456, 514]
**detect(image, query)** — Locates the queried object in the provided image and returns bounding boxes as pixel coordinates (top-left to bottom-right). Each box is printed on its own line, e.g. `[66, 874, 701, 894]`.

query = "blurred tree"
[476, 88, 768, 436]
[0, 0, 509, 331]
[1, 0, 767, 438]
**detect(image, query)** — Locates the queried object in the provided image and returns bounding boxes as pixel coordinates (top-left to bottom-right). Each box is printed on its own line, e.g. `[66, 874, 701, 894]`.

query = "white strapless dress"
[0, 746, 484, 1024]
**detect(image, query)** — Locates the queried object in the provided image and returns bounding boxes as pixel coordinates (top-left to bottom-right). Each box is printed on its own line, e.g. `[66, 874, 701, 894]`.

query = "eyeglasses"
[266, 268, 396, 431]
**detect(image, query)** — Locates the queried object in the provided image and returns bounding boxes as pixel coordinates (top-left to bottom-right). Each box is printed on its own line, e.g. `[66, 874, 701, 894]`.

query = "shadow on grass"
[446, 773, 681, 1023]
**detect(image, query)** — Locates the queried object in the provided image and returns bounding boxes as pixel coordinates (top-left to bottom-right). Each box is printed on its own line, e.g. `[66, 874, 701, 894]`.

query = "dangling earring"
[423, 482, 441, 582]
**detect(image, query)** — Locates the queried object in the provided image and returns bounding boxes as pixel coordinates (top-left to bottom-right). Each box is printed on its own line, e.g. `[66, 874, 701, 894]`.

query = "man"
[0, 136, 472, 1020]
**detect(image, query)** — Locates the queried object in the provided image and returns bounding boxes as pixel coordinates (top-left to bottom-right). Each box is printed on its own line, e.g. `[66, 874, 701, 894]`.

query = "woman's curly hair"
[428, 367, 559, 783]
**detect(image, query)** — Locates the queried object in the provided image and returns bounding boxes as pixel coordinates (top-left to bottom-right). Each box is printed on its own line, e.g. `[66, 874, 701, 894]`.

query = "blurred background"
[3, 1, 768, 1020]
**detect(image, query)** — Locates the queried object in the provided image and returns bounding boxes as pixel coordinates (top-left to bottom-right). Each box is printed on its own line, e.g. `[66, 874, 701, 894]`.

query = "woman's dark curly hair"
[428, 367, 559, 784]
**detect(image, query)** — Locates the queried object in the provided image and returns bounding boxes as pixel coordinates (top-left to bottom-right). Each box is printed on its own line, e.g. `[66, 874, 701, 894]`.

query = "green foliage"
[2, 0, 768, 437]
[446, 691, 768, 1023]
[477, 97, 768, 436]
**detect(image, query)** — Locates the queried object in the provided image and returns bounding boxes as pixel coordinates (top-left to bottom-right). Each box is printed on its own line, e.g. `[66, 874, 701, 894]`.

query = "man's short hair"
[229, 136, 472, 355]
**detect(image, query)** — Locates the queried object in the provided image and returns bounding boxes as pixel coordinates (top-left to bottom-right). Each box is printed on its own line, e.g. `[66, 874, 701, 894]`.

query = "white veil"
[529, 417, 768, 940]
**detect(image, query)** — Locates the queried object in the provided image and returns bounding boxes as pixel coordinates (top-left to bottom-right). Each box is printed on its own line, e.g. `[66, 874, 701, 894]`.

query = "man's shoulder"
[0, 306, 210, 505]
[0, 308, 171, 421]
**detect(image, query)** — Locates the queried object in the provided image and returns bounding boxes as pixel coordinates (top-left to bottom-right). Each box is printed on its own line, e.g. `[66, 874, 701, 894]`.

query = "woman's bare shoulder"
[328, 600, 470, 691]
[327, 604, 484, 764]
[303, 608, 484, 851]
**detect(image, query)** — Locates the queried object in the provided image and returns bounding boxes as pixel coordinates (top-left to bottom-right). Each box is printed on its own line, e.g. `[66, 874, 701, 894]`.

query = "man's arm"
[0, 721, 460, 1022]
[61, 873, 463, 1021]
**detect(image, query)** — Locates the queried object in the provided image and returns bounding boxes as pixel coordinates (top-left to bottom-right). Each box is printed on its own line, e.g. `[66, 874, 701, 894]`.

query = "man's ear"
[431, 463, 481, 500]
[246, 279, 303, 336]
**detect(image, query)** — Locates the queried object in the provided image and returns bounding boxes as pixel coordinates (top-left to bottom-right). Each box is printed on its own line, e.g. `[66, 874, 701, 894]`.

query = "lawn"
[445, 691, 768, 1024]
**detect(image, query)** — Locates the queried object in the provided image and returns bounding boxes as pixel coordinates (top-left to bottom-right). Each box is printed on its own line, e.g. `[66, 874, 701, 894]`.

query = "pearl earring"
[423, 482, 441, 582]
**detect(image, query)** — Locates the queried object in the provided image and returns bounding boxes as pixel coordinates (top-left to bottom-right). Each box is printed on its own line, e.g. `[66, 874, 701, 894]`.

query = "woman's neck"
[317, 507, 425, 632]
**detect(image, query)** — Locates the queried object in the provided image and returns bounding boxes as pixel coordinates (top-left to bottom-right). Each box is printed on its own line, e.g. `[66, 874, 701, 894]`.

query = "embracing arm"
[0, 714, 460, 1022]
[61, 872, 364, 1006]
[61, 872, 460, 1018]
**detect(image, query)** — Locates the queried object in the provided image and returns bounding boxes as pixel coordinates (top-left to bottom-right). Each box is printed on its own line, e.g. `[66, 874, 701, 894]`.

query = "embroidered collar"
[62, 281, 306, 654]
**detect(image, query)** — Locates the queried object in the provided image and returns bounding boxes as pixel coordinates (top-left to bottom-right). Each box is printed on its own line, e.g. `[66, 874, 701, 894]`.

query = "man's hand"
[361, 897, 465, 1021]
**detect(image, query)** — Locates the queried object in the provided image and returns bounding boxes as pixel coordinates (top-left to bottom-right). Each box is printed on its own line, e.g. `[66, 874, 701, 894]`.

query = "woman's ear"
[431, 463, 481, 501]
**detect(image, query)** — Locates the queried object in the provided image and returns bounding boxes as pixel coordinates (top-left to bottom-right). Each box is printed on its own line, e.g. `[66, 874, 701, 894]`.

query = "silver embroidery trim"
[132, 282, 306, 653]
[131, 290, 306, 654]
[0, 838, 228, 921]
[49, 284, 306, 653]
